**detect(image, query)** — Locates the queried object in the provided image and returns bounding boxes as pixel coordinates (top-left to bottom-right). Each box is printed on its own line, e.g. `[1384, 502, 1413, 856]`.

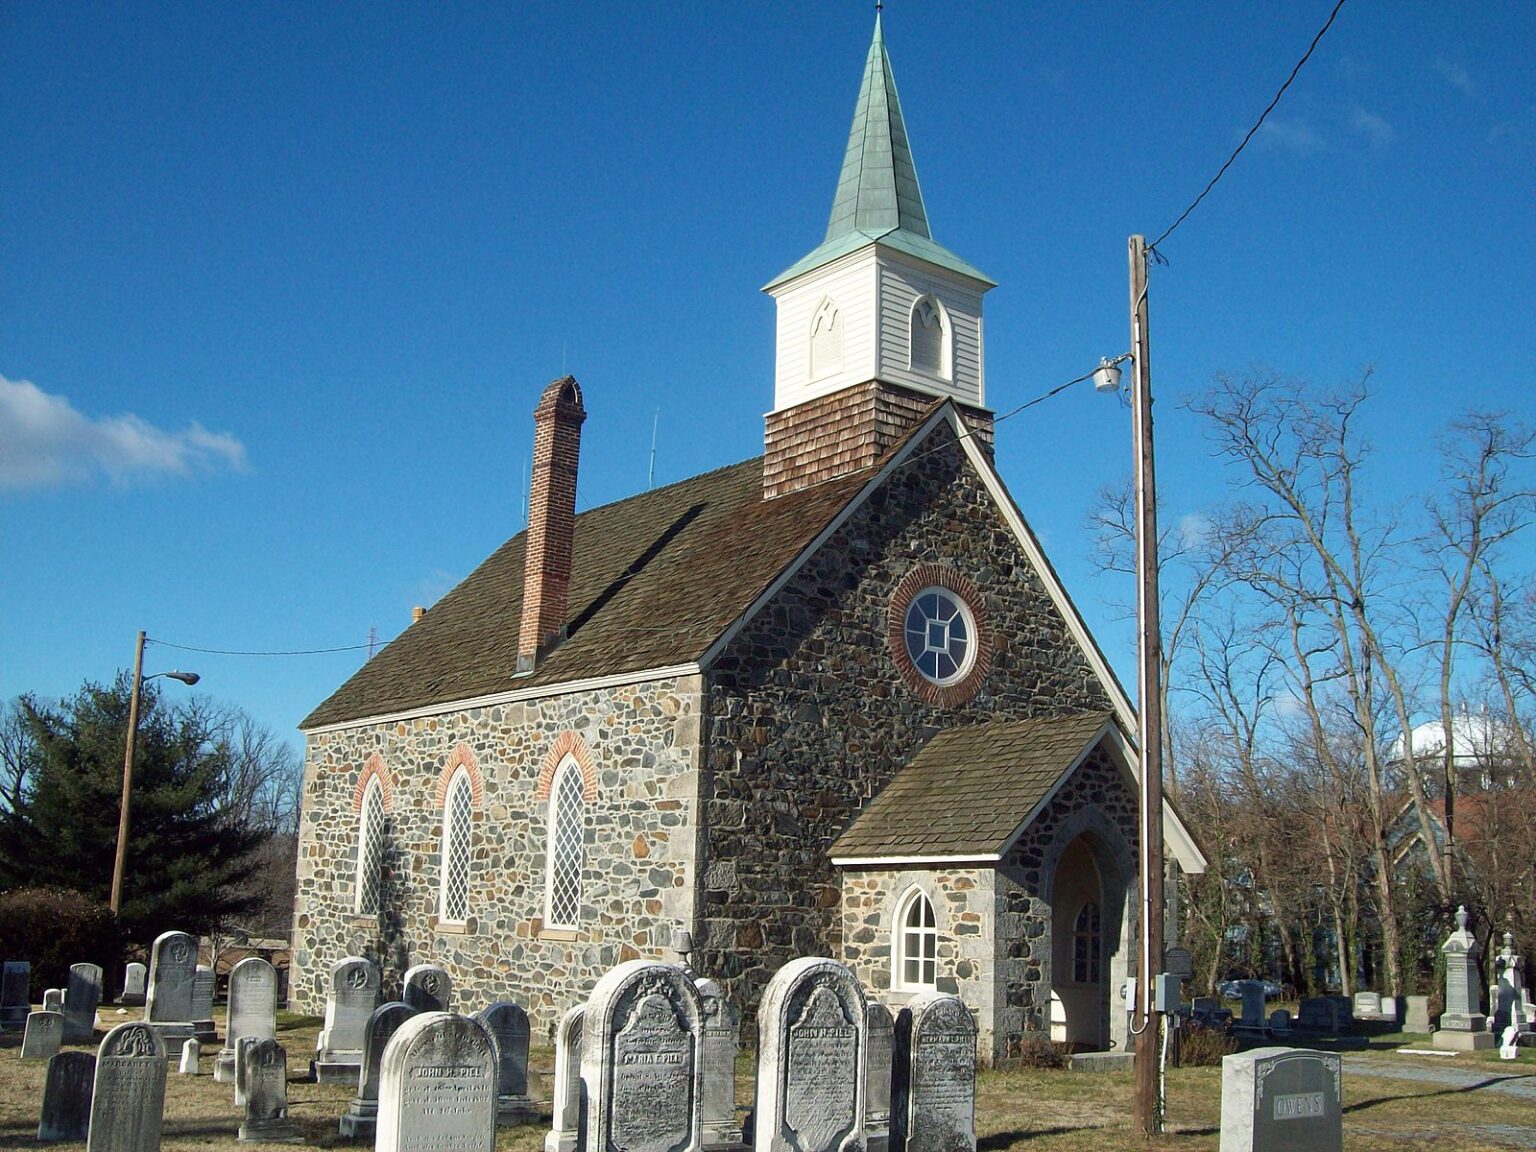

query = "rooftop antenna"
[647, 409, 660, 489]
[367, 625, 378, 659]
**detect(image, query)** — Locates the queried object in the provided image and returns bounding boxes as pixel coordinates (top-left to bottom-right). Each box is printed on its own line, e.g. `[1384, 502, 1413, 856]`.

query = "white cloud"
[1435, 58, 1475, 94]
[1258, 117, 1323, 154]
[1177, 512, 1212, 549]
[0, 373, 248, 492]
[1351, 107, 1394, 147]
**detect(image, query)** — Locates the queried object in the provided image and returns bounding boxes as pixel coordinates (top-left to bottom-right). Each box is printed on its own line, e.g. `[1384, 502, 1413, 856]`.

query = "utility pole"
[109, 630, 147, 916]
[1129, 233, 1167, 1136]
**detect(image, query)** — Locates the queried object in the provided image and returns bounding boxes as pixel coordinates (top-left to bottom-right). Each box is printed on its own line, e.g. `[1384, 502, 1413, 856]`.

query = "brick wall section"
[519, 376, 586, 672]
[700, 421, 1112, 1024]
[290, 673, 704, 1039]
[763, 380, 994, 498]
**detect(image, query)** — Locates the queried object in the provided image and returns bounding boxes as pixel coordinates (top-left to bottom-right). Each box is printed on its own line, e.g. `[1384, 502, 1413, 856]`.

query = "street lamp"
[109, 630, 200, 916]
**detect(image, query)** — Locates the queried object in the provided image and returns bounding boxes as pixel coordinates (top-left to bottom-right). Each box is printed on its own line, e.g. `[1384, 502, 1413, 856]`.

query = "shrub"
[1014, 1028, 1070, 1069]
[1179, 1019, 1240, 1066]
[0, 887, 123, 994]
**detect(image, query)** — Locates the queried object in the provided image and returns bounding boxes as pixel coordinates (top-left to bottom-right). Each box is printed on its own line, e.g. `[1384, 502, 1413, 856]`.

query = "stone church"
[289, 15, 1204, 1064]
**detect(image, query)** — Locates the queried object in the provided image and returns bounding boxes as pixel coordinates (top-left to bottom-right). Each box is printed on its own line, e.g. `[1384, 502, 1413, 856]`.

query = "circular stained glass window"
[903, 587, 976, 686]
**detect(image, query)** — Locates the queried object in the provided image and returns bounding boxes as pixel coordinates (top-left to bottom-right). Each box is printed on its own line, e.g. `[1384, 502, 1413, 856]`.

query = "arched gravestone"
[144, 931, 198, 1038]
[402, 964, 452, 1013]
[544, 1004, 584, 1152]
[582, 960, 705, 1152]
[475, 1001, 536, 1125]
[39, 1049, 95, 1141]
[754, 957, 867, 1152]
[314, 956, 380, 1083]
[119, 963, 146, 1007]
[865, 1002, 895, 1152]
[891, 993, 977, 1152]
[217, 957, 278, 1082]
[695, 977, 743, 1149]
[340, 1001, 415, 1139]
[376, 1012, 497, 1152]
[237, 1039, 302, 1144]
[87, 1022, 168, 1152]
[65, 963, 104, 1042]
[22, 1010, 65, 1061]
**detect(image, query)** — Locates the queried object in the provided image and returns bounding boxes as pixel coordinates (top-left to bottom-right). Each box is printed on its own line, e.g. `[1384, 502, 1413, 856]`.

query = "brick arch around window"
[534, 732, 598, 802]
[886, 563, 994, 707]
[434, 744, 486, 809]
[352, 753, 394, 814]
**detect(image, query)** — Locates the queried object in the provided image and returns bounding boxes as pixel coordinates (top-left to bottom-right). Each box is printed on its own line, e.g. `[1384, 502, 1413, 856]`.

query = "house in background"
[289, 14, 1205, 1063]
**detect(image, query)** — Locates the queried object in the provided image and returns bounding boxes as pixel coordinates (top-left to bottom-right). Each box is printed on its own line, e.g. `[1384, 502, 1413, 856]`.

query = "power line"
[1148, 0, 1349, 256]
[147, 637, 382, 657]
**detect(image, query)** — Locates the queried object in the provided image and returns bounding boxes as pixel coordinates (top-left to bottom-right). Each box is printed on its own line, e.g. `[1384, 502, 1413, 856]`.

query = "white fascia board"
[992, 719, 1120, 859]
[830, 853, 1001, 867]
[301, 662, 702, 736]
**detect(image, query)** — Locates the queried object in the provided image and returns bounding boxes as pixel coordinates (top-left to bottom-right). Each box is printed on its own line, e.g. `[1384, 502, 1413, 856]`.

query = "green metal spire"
[766, 14, 993, 291]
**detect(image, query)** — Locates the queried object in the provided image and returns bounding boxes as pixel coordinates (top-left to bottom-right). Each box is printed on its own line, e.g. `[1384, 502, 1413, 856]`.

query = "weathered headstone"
[87, 1021, 167, 1152]
[65, 963, 104, 1042]
[476, 1000, 536, 1125]
[892, 993, 976, 1152]
[179, 1038, 200, 1075]
[695, 978, 743, 1149]
[1, 960, 32, 1029]
[1403, 995, 1431, 1033]
[38, 1049, 95, 1141]
[1435, 905, 1495, 1050]
[1352, 991, 1382, 1018]
[216, 957, 278, 1082]
[44, 988, 64, 1013]
[119, 963, 146, 1007]
[402, 963, 452, 1013]
[376, 1011, 497, 1152]
[23, 1010, 66, 1061]
[583, 960, 705, 1152]
[234, 1034, 260, 1107]
[339, 1001, 414, 1140]
[544, 1004, 584, 1152]
[754, 956, 866, 1152]
[238, 1038, 303, 1144]
[1269, 1009, 1292, 1035]
[144, 931, 198, 1044]
[1219, 1047, 1342, 1152]
[192, 965, 217, 1040]
[314, 955, 380, 1084]
[865, 1003, 894, 1152]
[1237, 982, 1267, 1031]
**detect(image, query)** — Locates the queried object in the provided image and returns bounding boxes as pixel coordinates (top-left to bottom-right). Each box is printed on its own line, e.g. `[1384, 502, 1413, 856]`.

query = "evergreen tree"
[0, 675, 268, 943]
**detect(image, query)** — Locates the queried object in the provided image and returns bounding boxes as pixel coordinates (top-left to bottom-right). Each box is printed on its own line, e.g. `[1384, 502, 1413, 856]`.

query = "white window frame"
[809, 297, 843, 382]
[902, 585, 978, 687]
[908, 294, 951, 381]
[355, 777, 386, 916]
[543, 756, 586, 929]
[437, 767, 474, 924]
[894, 886, 938, 991]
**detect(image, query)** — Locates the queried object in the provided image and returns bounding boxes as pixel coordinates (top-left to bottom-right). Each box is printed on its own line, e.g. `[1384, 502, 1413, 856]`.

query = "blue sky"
[3, 2, 1532, 752]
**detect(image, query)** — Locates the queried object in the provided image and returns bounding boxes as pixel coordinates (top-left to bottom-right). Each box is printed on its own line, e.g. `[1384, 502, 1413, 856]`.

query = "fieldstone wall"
[291, 673, 703, 1038]
[699, 422, 1114, 1024]
[994, 745, 1137, 1060]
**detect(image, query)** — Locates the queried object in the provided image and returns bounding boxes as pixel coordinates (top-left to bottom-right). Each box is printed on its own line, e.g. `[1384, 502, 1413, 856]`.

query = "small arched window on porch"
[1073, 901, 1102, 984]
[355, 778, 386, 916]
[438, 769, 474, 923]
[895, 888, 938, 990]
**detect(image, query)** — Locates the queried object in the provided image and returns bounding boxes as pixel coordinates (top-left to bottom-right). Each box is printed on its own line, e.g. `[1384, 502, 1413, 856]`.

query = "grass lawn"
[3, 1009, 1536, 1149]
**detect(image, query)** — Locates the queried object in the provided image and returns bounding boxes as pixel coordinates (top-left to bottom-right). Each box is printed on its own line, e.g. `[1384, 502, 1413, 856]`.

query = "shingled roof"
[302, 457, 869, 729]
[829, 711, 1120, 861]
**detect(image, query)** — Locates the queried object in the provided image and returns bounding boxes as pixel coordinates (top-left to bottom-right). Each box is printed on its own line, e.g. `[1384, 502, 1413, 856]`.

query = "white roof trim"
[830, 853, 1001, 867]
[302, 662, 702, 736]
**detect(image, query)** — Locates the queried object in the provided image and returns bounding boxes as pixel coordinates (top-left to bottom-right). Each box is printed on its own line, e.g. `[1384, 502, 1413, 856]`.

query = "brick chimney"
[518, 376, 586, 674]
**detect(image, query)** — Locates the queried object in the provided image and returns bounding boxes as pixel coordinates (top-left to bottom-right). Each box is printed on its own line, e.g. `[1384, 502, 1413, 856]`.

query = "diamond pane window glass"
[356, 781, 385, 916]
[546, 761, 585, 928]
[439, 772, 473, 922]
[903, 587, 974, 686]
[898, 890, 937, 989]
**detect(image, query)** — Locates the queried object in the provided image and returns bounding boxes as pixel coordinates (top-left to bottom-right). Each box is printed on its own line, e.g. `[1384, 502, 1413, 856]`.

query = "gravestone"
[865, 1003, 894, 1152]
[1435, 905, 1495, 1050]
[475, 1000, 536, 1125]
[38, 1049, 95, 1142]
[402, 964, 452, 1013]
[1219, 1047, 1342, 1152]
[234, 1034, 260, 1107]
[339, 1001, 414, 1140]
[144, 931, 198, 1043]
[314, 955, 380, 1084]
[238, 1038, 303, 1144]
[65, 963, 104, 1042]
[754, 956, 866, 1152]
[376, 1011, 497, 1152]
[1352, 991, 1381, 1018]
[44, 988, 64, 1013]
[892, 993, 976, 1152]
[216, 957, 278, 1082]
[1, 960, 32, 1029]
[119, 963, 146, 1007]
[1403, 995, 1431, 1033]
[582, 960, 705, 1152]
[695, 978, 743, 1149]
[23, 1010, 66, 1061]
[87, 1021, 167, 1152]
[1296, 998, 1342, 1035]
[1493, 932, 1530, 1034]
[192, 966, 217, 1040]
[1269, 1009, 1292, 1035]
[1237, 982, 1267, 1031]
[544, 1004, 584, 1152]
[180, 1038, 200, 1075]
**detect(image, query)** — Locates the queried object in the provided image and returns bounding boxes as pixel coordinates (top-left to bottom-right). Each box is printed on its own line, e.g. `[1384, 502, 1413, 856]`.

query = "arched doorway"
[1051, 836, 1108, 1050]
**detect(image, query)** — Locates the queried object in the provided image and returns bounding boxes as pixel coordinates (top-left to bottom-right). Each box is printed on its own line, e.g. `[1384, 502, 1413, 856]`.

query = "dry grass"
[3, 1009, 1536, 1150]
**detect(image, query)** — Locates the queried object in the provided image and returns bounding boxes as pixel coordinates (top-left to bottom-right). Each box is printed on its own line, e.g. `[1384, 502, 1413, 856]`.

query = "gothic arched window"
[895, 887, 938, 990]
[438, 769, 474, 923]
[355, 778, 386, 916]
[810, 298, 843, 381]
[544, 757, 586, 928]
[909, 295, 950, 379]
